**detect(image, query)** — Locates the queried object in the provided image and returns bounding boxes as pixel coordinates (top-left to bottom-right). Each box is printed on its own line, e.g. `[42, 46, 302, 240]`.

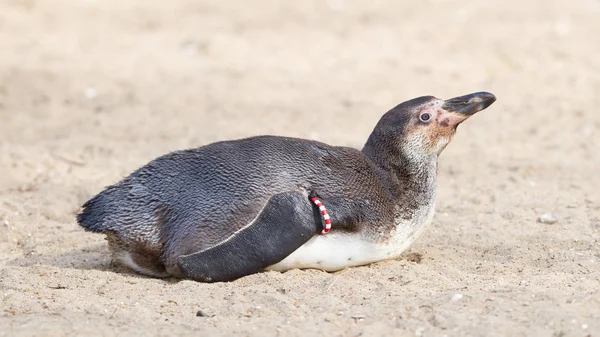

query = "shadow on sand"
[7, 243, 179, 283]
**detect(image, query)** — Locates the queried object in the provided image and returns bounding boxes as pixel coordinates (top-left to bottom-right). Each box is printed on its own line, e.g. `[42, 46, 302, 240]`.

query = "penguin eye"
[419, 113, 431, 123]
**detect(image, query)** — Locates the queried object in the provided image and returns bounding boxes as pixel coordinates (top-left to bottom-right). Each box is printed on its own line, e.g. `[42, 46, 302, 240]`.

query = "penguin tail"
[76, 185, 123, 233]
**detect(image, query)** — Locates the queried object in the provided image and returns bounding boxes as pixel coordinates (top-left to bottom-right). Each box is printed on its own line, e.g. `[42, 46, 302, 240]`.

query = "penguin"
[77, 92, 496, 282]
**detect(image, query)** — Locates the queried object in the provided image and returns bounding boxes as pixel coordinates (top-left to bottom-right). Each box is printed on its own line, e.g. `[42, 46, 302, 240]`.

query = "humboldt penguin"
[77, 92, 496, 282]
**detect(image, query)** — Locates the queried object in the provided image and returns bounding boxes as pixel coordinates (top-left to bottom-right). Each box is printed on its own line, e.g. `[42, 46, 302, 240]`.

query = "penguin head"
[373, 92, 496, 158]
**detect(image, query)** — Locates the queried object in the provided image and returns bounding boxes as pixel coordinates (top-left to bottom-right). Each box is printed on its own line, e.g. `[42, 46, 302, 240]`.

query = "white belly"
[266, 233, 393, 272]
[267, 202, 436, 272]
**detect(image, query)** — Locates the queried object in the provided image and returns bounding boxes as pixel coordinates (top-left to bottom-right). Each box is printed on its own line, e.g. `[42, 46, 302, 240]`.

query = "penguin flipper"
[176, 190, 321, 282]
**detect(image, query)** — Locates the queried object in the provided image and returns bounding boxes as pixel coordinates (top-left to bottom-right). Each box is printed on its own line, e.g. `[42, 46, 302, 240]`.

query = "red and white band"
[310, 197, 331, 234]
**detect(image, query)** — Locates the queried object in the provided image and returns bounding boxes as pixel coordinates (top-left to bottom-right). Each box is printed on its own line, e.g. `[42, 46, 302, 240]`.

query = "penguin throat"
[387, 156, 438, 251]
[361, 135, 438, 240]
[389, 155, 437, 218]
[361, 136, 438, 201]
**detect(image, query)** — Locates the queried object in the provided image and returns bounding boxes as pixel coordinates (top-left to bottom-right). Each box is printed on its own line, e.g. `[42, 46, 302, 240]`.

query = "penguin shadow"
[7, 243, 180, 283]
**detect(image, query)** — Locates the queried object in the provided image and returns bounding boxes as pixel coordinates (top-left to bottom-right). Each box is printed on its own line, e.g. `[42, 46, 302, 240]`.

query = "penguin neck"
[361, 134, 438, 221]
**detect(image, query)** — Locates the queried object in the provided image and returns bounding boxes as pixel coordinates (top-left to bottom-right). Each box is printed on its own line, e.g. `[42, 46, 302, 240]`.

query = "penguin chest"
[266, 203, 436, 273]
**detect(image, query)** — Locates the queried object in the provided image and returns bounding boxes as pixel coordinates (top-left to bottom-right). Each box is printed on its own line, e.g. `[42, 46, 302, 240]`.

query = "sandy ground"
[1, 0, 599, 336]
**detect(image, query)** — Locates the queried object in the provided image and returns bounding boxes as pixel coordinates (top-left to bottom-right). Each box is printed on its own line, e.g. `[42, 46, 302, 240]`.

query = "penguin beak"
[442, 92, 496, 116]
[439, 92, 496, 127]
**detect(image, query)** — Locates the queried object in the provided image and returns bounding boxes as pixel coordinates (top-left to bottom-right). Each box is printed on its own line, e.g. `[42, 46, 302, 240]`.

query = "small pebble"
[538, 213, 558, 224]
[180, 41, 199, 56]
[350, 315, 365, 323]
[451, 293, 463, 302]
[196, 310, 206, 317]
[84, 87, 98, 99]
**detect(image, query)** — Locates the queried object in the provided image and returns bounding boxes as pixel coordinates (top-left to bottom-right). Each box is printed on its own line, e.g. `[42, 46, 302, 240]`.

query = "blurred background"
[1, 1, 599, 335]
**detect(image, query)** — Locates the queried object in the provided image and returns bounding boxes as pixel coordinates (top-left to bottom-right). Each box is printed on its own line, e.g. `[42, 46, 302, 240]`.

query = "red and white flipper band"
[310, 197, 331, 234]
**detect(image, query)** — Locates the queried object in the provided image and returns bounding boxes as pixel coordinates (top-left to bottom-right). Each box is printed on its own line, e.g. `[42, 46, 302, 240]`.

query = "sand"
[1, 0, 599, 336]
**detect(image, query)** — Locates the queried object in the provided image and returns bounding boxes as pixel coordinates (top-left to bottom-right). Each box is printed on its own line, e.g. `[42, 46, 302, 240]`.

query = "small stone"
[196, 310, 206, 317]
[180, 41, 199, 56]
[538, 213, 558, 224]
[84, 87, 98, 99]
[451, 293, 463, 302]
[350, 315, 365, 322]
